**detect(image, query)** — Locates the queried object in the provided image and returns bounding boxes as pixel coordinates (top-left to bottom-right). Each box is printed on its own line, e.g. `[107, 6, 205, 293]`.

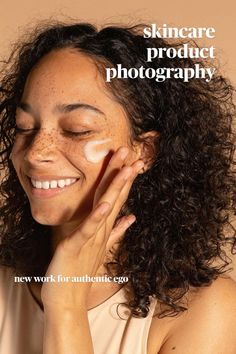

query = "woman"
[0, 20, 236, 354]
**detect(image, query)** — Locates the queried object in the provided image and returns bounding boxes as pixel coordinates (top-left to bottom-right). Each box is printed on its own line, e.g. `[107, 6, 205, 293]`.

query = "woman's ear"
[134, 131, 160, 173]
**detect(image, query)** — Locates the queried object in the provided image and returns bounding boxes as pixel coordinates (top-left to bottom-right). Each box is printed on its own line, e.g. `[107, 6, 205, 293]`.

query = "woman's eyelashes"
[15, 127, 38, 134]
[15, 126, 93, 138]
[62, 130, 93, 137]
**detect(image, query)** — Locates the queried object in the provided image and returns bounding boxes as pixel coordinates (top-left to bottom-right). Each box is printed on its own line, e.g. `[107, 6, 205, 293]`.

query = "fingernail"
[127, 215, 136, 225]
[136, 161, 145, 172]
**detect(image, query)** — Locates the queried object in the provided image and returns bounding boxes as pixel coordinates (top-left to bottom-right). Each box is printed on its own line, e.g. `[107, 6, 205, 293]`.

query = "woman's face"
[11, 48, 136, 228]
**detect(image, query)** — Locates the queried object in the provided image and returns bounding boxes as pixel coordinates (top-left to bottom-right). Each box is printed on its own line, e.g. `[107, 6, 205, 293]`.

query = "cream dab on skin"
[83, 138, 112, 163]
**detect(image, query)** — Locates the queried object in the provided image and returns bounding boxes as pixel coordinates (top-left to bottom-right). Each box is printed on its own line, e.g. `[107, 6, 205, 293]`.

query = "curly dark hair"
[0, 20, 235, 318]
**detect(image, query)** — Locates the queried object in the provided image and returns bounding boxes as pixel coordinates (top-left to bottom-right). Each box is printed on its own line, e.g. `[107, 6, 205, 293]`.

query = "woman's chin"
[29, 199, 92, 226]
[30, 207, 72, 226]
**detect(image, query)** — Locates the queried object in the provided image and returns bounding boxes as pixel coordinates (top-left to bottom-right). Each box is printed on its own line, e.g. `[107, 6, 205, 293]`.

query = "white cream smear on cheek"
[83, 138, 112, 163]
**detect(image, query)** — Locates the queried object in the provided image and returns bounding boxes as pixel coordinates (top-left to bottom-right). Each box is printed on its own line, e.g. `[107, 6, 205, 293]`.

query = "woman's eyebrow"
[54, 103, 105, 116]
[17, 102, 105, 116]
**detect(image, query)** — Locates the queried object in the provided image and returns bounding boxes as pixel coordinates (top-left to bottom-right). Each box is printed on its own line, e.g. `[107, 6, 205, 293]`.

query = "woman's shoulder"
[0, 265, 15, 292]
[148, 276, 236, 354]
[0, 266, 16, 316]
[184, 275, 236, 312]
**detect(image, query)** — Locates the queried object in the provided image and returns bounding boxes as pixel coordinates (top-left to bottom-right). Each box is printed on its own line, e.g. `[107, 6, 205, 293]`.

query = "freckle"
[171, 346, 176, 350]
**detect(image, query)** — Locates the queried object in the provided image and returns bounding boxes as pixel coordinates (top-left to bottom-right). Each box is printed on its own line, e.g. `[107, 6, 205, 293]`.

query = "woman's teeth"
[30, 178, 78, 189]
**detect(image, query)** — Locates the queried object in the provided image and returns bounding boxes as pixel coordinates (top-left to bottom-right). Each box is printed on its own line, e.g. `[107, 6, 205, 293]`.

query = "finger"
[103, 159, 144, 227]
[67, 161, 141, 250]
[106, 214, 136, 251]
[114, 159, 144, 203]
[94, 146, 130, 205]
[97, 165, 133, 207]
[77, 159, 142, 251]
[99, 157, 144, 204]
[67, 201, 111, 247]
[93, 214, 136, 271]
[86, 165, 136, 250]
[89, 158, 143, 250]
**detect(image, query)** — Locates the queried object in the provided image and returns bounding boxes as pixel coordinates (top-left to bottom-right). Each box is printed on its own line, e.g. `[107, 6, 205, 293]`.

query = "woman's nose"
[23, 129, 59, 164]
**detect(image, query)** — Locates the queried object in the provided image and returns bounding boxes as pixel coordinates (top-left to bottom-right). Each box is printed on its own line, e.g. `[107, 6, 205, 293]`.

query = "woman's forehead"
[20, 48, 125, 122]
[23, 49, 105, 98]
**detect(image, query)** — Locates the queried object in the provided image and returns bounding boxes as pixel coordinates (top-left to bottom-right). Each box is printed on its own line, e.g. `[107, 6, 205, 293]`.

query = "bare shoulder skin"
[147, 276, 236, 354]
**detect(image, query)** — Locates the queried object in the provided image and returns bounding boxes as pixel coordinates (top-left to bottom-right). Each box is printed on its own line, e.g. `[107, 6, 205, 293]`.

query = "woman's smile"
[26, 174, 80, 198]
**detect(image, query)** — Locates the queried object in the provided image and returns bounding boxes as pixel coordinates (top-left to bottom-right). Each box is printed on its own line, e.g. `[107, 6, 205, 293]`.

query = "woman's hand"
[42, 147, 143, 354]
[41, 147, 144, 312]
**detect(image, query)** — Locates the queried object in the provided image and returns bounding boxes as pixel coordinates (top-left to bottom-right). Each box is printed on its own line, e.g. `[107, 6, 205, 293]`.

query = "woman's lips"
[27, 176, 79, 198]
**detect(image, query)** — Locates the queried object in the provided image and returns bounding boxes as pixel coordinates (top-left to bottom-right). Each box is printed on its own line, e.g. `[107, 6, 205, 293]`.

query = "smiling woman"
[0, 20, 236, 354]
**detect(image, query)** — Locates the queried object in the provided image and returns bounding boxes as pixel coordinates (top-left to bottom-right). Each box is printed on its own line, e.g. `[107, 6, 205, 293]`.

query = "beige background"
[0, 0, 236, 84]
[0, 0, 236, 277]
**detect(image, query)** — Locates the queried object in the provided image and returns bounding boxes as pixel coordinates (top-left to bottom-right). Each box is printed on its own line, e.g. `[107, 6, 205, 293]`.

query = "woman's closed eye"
[62, 130, 93, 137]
[15, 127, 93, 137]
[15, 127, 38, 134]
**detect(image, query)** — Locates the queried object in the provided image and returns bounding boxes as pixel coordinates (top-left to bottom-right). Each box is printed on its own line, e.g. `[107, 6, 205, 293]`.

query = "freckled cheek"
[11, 135, 110, 165]
[61, 140, 85, 159]
[63, 140, 113, 170]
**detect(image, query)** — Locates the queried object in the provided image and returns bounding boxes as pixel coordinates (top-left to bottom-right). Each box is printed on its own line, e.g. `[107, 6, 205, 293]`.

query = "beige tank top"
[0, 266, 156, 354]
